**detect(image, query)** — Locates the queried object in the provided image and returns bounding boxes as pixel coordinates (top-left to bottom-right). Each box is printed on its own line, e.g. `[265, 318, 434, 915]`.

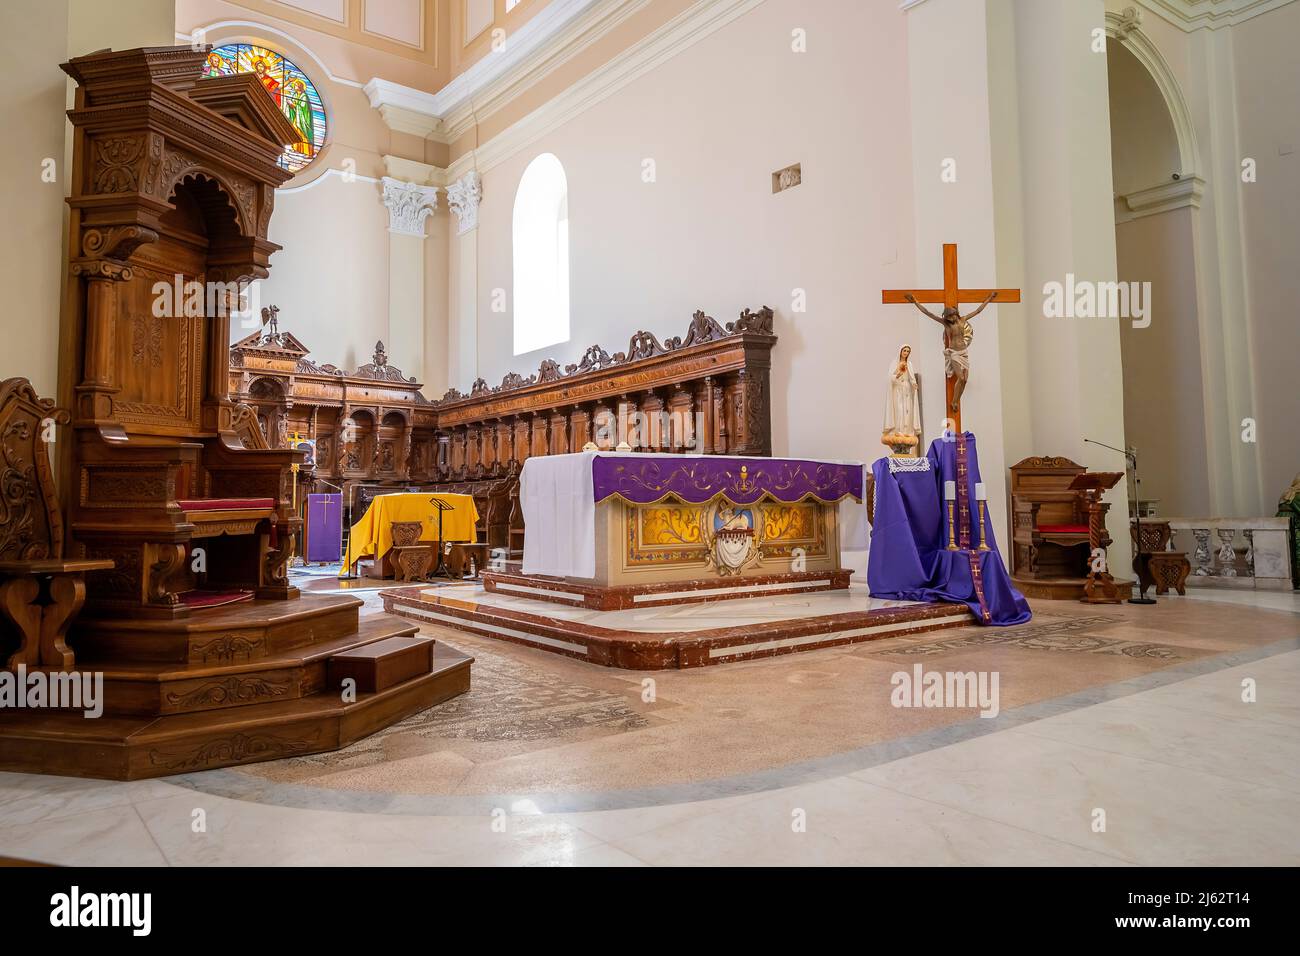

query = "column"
[446, 171, 483, 396]
[380, 158, 439, 392]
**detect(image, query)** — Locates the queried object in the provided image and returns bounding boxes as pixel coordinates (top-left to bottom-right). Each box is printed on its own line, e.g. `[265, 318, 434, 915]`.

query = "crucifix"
[882, 243, 1020, 433]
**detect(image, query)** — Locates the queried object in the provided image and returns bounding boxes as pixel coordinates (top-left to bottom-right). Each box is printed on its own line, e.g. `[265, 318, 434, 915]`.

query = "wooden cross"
[882, 243, 1020, 433]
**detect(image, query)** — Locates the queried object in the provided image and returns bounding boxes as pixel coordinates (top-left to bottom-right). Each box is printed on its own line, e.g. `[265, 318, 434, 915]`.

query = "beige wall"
[1107, 42, 1181, 197]
[1100, 0, 1296, 516]
[0, 0, 175, 399]
[1232, 1, 1300, 504]
[1116, 208, 1210, 515]
[1, 0, 72, 398]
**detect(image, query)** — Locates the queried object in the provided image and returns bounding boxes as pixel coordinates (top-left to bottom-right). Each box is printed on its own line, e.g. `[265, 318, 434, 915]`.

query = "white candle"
[975, 482, 987, 501]
[944, 480, 956, 501]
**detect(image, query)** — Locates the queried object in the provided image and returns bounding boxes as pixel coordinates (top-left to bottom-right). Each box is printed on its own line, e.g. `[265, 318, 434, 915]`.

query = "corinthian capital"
[445, 171, 482, 236]
[381, 176, 439, 238]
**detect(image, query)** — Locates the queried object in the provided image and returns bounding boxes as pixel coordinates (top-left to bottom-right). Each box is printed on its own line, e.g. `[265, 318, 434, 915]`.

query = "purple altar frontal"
[591, 454, 864, 506]
[867, 433, 1031, 626]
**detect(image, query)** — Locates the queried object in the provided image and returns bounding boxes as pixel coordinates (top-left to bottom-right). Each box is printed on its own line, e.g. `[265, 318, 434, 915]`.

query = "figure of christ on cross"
[882, 243, 1020, 433]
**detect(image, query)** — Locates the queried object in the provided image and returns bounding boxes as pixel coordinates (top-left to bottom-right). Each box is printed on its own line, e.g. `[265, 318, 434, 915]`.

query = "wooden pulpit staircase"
[0, 47, 469, 780]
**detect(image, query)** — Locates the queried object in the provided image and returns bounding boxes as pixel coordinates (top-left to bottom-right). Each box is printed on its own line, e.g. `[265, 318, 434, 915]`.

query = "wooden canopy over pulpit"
[61, 47, 306, 617]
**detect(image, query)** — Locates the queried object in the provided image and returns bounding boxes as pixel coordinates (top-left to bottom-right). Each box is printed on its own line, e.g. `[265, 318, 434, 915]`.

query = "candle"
[975, 482, 987, 501]
[944, 480, 956, 501]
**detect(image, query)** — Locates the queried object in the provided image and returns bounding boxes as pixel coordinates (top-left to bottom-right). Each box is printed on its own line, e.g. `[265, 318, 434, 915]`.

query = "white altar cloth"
[520, 452, 869, 579]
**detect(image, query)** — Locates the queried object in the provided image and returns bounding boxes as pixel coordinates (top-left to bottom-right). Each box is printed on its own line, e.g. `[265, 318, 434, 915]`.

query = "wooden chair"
[389, 520, 434, 581]
[1009, 456, 1108, 582]
[61, 48, 305, 619]
[0, 378, 113, 669]
[1132, 520, 1191, 597]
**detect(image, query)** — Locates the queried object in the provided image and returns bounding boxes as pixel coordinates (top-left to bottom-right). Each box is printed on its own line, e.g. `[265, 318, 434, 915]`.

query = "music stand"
[1067, 471, 1124, 604]
[428, 496, 455, 578]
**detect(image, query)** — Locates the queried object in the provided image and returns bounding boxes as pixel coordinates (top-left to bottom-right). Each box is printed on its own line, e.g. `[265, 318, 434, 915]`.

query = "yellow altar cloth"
[344, 493, 479, 569]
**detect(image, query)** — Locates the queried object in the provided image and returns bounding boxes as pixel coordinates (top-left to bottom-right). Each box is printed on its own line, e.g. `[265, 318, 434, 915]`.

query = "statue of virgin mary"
[881, 344, 921, 455]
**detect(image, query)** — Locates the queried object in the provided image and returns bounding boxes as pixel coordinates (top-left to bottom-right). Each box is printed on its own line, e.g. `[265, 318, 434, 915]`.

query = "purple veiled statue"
[867, 431, 1030, 626]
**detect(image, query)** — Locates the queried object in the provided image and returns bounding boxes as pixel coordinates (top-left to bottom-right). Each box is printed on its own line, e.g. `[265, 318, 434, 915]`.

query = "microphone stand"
[1084, 438, 1156, 605]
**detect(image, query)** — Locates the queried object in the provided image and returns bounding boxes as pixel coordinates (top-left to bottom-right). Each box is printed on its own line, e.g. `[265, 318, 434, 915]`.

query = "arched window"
[203, 43, 327, 173]
[512, 153, 570, 356]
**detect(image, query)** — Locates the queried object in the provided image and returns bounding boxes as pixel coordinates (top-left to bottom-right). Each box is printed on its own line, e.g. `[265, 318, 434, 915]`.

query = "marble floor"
[0, 588, 1297, 866]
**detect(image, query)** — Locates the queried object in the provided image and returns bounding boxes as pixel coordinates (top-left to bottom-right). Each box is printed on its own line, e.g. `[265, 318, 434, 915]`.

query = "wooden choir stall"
[229, 306, 778, 576]
[0, 46, 469, 781]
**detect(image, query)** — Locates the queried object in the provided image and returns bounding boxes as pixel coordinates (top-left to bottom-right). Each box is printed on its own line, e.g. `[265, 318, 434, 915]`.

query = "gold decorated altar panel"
[591, 498, 841, 587]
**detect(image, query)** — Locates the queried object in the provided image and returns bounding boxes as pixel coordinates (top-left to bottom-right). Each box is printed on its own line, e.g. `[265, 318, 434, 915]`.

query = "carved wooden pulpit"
[1068, 471, 1125, 604]
[61, 46, 305, 618]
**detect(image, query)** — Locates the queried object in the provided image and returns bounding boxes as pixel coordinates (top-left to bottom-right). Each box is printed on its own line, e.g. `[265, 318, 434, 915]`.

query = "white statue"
[881, 344, 921, 456]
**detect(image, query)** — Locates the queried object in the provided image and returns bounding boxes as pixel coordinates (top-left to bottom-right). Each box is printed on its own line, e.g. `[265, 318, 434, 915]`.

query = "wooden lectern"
[1068, 471, 1125, 604]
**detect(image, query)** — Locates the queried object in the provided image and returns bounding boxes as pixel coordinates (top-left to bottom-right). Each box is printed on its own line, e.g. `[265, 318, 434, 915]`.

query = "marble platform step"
[0, 645, 473, 780]
[385, 583, 975, 669]
[71, 616, 424, 717]
[483, 568, 851, 610]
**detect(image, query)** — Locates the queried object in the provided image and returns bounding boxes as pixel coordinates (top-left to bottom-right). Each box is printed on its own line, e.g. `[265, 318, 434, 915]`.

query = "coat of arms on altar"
[701, 503, 764, 575]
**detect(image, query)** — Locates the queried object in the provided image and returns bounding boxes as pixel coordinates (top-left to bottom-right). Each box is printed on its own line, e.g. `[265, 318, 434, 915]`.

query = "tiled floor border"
[164, 629, 1300, 816]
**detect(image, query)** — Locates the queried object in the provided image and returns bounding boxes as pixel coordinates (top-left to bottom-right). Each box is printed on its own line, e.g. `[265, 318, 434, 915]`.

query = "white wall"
[254, 173, 392, 371]
[466, 0, 919, 476]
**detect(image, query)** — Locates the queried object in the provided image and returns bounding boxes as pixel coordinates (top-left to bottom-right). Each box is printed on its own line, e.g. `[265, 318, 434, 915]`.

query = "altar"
[490, 452, 869, 608]
[344, 492, 479, 577]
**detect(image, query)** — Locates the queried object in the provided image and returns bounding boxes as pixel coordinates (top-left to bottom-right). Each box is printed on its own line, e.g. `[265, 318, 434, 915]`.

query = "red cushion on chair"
[178, 498, 276, 511]
[1037, 523, 1090, 534]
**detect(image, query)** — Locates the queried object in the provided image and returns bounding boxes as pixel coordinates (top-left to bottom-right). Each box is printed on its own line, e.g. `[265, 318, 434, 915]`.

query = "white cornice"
[1114, 175, 1205, 222]
[446, 0, 766, 179]
[1135, 0, 1298, 31]
[900, 0, 1296, 28]
[365, 0, 643, 145]
[364, 77, 444, 137]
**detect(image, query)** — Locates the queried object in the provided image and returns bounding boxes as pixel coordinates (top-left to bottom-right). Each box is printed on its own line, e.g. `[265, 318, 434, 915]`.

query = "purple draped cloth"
[867, 432, 1030, 626]
[592, 455, 864, 506]
[305, 493, 342, 563]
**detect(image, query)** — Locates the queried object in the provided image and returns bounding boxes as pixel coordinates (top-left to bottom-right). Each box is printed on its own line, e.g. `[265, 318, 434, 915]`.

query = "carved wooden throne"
[0, 47, 472, 782]
[1009, 455, 1113, 598]
[62, 47, 306, 619]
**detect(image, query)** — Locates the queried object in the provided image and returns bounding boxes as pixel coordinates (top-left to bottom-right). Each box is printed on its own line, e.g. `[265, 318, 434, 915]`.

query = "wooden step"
[327, 635, 435, 693]
[71, 594, 364, 665]
[0, 645, 474, 780]
[77, 616, 423, 717]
